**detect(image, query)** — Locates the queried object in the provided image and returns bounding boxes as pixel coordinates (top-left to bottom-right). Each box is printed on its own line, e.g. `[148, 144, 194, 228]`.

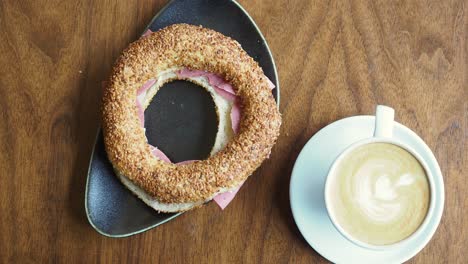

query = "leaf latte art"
[328, 143, 430, 245]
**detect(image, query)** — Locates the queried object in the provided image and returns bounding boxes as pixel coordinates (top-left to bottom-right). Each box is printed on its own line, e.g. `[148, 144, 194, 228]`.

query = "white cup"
[324, 105, 436, 250]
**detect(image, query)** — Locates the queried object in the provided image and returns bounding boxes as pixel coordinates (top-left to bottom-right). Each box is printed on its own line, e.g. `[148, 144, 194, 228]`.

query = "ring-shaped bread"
[102, 24, 281, 211]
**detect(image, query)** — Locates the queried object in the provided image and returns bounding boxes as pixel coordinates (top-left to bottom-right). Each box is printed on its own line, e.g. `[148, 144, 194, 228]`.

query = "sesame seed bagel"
[102, 24, 281, 211]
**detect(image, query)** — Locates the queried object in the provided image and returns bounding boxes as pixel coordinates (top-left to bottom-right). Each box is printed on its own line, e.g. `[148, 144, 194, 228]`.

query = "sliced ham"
[213, 86, 236, 102]
[137, 79, 156, 95]
[142, 29, 153, 37]
[267, 77, 275, 90]
[230, 100, 242, 134]
[149, 145, 171, 163]
[213, 184, 243, 210]
[136, 99, 145, 127]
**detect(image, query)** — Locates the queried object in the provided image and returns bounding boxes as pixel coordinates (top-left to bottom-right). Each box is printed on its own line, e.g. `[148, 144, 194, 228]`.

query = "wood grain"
[0, 0, 466, 263]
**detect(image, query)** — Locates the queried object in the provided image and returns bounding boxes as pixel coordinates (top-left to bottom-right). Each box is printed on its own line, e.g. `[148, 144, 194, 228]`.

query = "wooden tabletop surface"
[0, 0, 466, 263]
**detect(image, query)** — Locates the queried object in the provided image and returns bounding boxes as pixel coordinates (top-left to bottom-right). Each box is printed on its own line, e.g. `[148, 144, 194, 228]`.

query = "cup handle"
[374, 105, 395, 138]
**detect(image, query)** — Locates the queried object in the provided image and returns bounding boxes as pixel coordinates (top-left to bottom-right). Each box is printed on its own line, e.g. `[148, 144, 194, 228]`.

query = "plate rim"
[85, 0, 281, 238]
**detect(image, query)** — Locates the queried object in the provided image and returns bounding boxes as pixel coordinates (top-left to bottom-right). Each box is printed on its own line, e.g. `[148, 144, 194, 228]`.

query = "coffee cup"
[324, 105, 435, 250]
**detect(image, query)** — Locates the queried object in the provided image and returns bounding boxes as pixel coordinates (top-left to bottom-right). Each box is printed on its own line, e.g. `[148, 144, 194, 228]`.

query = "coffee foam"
[328, 143, 430, 245]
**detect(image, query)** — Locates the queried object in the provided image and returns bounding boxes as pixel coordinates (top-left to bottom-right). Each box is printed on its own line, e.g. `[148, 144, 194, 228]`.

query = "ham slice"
[136, 99, 145, 127]
[142, 29, 152, 37]
[267, 77, 275, 90]
[230, 100, 242, 134]
[177, 69, 236, 94]
[136, 79, 156, 127]
[149, 145, 171, 163]
[213, 87, 236, 102]
[137, 79, 156, 96]
[177, 160, 196, 165]
[213, 184, 243, 210]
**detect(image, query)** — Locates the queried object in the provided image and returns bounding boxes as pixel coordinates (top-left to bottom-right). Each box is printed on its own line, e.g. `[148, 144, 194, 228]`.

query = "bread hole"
[144, 80, 218, 162]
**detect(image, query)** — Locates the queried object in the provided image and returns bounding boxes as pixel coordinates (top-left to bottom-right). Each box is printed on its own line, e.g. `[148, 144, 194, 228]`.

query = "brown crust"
[102, 24, 281, 205]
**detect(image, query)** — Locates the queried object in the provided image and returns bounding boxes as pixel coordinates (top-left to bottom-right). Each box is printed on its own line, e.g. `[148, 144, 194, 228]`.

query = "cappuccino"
[327, 143, 430, 245]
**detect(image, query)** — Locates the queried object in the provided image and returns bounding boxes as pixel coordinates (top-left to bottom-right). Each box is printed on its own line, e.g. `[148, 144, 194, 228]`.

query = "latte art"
[356, 165, 415, 223]
[328, 143, 430, 245]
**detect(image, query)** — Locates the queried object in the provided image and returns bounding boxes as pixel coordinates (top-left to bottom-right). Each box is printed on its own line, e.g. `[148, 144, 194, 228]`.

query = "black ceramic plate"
[85, 0, 279, 237]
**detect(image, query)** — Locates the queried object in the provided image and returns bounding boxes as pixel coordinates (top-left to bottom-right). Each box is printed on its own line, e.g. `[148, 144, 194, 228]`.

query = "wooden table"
[0, 0, 466, 263]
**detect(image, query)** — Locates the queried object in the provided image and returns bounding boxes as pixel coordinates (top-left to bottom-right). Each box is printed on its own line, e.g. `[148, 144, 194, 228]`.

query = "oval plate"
[85, 0, 280, 237]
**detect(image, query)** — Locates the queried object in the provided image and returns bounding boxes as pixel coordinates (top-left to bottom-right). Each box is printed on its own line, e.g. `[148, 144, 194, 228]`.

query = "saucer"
[289, 115, 444, 264]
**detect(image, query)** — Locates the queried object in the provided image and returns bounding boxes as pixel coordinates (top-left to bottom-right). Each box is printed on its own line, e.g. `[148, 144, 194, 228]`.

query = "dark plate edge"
[85, 0, 280, 238]
[84, 129, 183, 238]
[230, 0, 281, 105]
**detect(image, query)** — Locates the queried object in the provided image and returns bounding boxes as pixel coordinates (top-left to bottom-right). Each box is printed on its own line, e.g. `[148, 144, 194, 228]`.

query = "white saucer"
[290, 116, 444, 264]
